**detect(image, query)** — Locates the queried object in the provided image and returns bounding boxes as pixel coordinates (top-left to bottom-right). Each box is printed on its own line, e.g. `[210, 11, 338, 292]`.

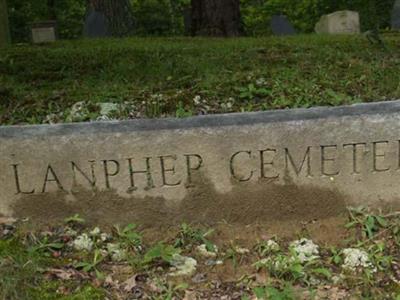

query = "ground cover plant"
[0, 34, 399, 125]
[0, 207, 399, 299]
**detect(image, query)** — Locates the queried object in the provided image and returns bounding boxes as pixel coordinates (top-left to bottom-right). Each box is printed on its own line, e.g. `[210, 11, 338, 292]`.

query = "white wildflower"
[221, 102, 233, 110]
[196, 244, 218, 258]
[235, 247, 250, 255]
[73, 233, 94, 252]
[90, 227, 101, 236]
[43, 112, 63, 125]
[256, 77, 266, 86]
[169, 254, 197, 277]
[265, 240, 280, 253]
[99, 102, 119, 116]
[151, 93, 163, 100]
[290, 238, 319, 263]
[67, 101, 86, 121]
[71, 101, 85, 113]
[342, 248, 375, 272]
[100, 233, 110, 242]
[193, 95, 201, 105]
[107, 243, 127, 262]
[64, 228, 77, 237]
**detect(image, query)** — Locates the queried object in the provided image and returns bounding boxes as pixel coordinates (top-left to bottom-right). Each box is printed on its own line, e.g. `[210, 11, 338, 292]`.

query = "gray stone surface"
[392, 0, 400, 30]
[31, 22, 57, 44]
[270, 15, 296, 36]
[315, 10, 360, 34]
[2, 100, 400, 226]
[83, 10, 109, 38]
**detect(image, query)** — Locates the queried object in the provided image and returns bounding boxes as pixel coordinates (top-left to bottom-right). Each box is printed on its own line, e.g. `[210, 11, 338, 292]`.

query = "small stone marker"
[1, 100, 400, 226]
[31, 21, 57, 44]
[392, 0, 400, 30]
[270, 15, 296, 36]
[315, 10, 360, 34]
[83, 10, 110, 38]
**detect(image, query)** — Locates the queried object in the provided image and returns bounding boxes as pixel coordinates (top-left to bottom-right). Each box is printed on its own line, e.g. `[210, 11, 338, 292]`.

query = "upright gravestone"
[315, 10, 360, 34]
[270, 15, 296, 36]
[31, 21, 57, 44]
[392, 0, 400, 30]
[2, 100, 400, 226]
[183, 7, 192, 36]
[83, 10, 110, 38]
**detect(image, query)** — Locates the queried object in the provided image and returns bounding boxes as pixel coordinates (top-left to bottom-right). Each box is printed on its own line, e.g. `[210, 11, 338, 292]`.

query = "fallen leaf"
[183, 289, 197, 300]
[123, 274, 137, 292]
[0, 217, 17, 225]
[46, 268, 75, 280]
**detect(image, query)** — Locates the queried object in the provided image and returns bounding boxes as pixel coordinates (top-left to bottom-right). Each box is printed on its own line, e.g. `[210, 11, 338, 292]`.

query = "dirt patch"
[13, 173, 349, 229]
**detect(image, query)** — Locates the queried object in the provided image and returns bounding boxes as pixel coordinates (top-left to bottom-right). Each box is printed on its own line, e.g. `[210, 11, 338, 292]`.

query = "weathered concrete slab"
[31, 21, 57, 44]
[83, 10, 110, 38]
[2, 101, 400, 226]
[270, 15, 296, 36]
[315, 11, 360, 34]
[392, 0, 400, 30]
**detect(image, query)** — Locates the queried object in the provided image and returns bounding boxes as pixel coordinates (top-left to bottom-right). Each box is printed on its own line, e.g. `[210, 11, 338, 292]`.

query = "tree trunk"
[0, 0, 10, 47]
[191, 0, 241, 37]
[88, 0, 134, 36]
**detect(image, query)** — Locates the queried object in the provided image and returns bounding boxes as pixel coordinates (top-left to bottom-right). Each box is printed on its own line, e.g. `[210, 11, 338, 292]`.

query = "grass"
[0, 34, 399, 124]
[0, 238, 104, 300]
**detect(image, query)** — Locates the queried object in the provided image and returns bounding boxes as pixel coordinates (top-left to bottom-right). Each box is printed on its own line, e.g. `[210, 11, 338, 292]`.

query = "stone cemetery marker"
[392, 0, 400, 30]
[2, 100, 400, 225]
[83, 10, 109, 38]
[270, 15, 296, 36]
[315, 10, 360, 34]
[31, 21, 57, 44]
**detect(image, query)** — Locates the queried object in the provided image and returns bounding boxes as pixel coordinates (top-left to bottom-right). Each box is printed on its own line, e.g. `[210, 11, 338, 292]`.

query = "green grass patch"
[0, 238, 104, 300]
[0, 34, 399, 124]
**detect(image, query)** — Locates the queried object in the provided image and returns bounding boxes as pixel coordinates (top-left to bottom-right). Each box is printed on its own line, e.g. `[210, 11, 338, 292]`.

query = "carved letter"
[11, 164, 35, 195]
[343, 143, 367, 174]
[102, 160, 120, 189]
[259, 149, 279, 179]
[159, 155, 181, 187]
[285, 147, 312, 177]
[321, 145, 339, 176]
[71, 161, 96, 188]
[373, 141, 390, 172]
[185, 154, 203, 187]
[230, 151, 253, 182]
[42, 164, 64, 193]
[127, 157, 154, 191]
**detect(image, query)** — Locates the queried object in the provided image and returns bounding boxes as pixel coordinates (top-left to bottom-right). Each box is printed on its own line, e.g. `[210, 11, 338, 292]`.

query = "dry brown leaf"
[183, 290, 197, 300]
[46, 268, 77, 281]
[0, 217, 16, 225]
[123, 274, 138, 292]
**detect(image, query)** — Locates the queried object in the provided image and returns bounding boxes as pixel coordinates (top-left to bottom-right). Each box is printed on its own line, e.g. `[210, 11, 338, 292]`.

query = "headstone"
[391, 0, 400, 30]
[31, 21, 57, 44]
[2, 100, 400, 226]
[83, 10, 109, 38]
[183, 7, 192, 36]
[315, 10, 360, 34]
[270, 15, 296, 36]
